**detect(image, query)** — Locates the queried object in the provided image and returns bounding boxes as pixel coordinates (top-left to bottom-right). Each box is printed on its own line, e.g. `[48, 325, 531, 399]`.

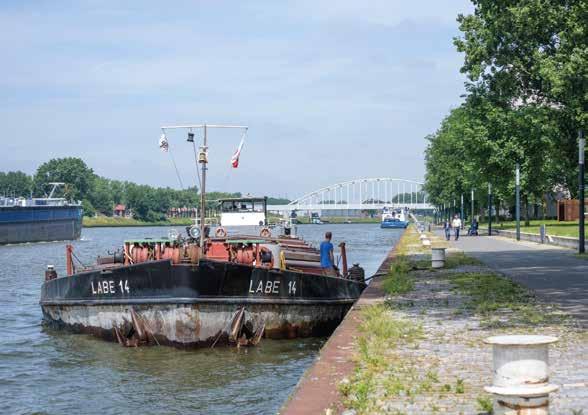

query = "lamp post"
[580, 129, 585, 254]
[488, 183, 493, 236]
[470, 189, 474, 224]
[460, 193, 464, 224]
[515, 163, 521, 241]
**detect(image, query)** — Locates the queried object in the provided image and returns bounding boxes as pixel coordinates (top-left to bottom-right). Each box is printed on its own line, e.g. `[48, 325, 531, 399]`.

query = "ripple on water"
[0, 224, 402, 414]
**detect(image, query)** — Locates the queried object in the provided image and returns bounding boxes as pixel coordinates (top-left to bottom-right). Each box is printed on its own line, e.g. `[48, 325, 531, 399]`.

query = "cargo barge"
[40, 231, 366, 347]
[40, 124, 366, 348]
[1, 183, 82, 244]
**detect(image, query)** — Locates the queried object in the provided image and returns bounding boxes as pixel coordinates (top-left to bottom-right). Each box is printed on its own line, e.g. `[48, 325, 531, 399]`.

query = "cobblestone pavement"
[285, 228, 587, 415]
[375, 259, 588, 414]
[438, 230, 588, 327]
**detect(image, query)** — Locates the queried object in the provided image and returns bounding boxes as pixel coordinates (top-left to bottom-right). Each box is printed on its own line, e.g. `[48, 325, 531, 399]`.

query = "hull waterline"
[40, 259, 365, 347]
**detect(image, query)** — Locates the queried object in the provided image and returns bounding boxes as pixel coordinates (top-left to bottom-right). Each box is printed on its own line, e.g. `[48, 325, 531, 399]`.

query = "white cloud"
[0, 0, 472, 195]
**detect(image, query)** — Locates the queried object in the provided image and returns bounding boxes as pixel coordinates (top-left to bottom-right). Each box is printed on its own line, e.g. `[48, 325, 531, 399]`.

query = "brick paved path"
[377, 263, 587, 414]
[439, 231, 588, 327]
[283, 229, 588, 414]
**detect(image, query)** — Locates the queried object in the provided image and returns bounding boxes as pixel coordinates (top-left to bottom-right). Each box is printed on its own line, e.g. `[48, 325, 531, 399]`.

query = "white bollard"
[484, 335, 558, 415]
[431, 247, 446, 268]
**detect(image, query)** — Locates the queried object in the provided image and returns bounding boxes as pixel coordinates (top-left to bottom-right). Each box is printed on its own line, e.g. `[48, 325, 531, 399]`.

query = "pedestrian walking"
[443, 219, 451, 241]
[452, 214, 462, 241]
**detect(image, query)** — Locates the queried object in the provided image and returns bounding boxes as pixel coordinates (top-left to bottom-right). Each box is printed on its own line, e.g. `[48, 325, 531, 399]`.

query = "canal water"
[0, 224, 403, 414]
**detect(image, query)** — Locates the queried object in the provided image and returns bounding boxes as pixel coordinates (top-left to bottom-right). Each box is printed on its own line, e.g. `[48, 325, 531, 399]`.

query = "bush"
[82, 199, 96, 217]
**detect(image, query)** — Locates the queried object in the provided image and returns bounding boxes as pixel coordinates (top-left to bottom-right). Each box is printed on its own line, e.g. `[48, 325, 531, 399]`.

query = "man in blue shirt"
[320, 231, 335, 275]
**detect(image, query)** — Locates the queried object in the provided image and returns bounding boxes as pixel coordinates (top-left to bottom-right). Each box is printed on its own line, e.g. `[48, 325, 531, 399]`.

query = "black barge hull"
[40, 260, 365, 347]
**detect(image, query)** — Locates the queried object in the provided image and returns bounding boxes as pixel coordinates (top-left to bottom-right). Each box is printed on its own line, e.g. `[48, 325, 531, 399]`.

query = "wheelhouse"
[217, 197, 268, 227]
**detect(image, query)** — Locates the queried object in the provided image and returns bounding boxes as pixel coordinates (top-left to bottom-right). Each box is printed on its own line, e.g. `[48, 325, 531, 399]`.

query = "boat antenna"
[47, 182, 65, 199]
[159, 123, 248, 248]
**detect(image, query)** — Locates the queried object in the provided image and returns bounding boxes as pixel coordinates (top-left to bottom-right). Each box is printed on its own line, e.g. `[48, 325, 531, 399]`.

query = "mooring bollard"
[484, 335, 558, 415]
[431, 247, 445, 268]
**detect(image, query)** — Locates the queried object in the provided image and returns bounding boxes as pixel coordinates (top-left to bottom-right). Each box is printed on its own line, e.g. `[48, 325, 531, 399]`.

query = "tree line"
[0, 157, 290, 221]
[424, 0, 586, 224]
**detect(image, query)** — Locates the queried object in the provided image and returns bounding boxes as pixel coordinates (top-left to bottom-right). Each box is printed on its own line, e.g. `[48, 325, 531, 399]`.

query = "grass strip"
[382, 255, 414, 295]
[83, 216, 194, 227]
[338, 304, 423, 414]
[448, 272, 566, 326]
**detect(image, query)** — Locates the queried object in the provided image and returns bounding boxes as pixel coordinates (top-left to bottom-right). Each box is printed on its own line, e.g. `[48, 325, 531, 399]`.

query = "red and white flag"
[231, 134, 246, 168]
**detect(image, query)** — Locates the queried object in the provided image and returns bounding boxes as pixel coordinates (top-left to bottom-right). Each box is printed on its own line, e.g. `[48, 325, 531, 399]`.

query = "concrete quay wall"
[279, 233, 404, 414]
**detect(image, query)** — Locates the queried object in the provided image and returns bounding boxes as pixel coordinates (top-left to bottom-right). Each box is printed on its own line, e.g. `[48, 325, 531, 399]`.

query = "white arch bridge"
[267, 178, 433, 214]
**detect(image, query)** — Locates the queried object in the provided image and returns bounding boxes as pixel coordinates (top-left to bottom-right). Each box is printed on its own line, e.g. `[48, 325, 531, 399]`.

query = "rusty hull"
[41, 302, 351, 347]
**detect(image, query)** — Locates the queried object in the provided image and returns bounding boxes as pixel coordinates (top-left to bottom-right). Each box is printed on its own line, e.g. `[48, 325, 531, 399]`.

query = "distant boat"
[310, 212, 323, 224]
[380, 207, 409, 229]
[0, 183, 83, 244]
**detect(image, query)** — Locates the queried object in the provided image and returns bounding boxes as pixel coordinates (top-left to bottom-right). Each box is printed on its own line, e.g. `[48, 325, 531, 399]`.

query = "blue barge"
[0, 189, 82, 244]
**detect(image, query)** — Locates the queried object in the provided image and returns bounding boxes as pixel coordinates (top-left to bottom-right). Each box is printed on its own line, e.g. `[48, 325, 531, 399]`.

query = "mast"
[200, 125, 207, 248]
[159, 123, 248, 250]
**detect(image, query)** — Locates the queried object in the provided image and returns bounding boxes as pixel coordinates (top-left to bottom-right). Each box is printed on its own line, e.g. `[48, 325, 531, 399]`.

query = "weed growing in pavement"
[338, 304, 423, 413]
[409, 251, 482, 271]
[383, 256, 415, 295]
[448, 272, 568, 327]
[476, 395, 493, 413]
[444, 252, 482, 268]
[455, 378, 465, 394]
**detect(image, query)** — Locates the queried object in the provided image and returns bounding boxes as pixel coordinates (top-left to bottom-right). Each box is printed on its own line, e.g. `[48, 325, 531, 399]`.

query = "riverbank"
[84, 216, 380, 227]
[83, 216, 193, 227]
[283, 226, 587, 414]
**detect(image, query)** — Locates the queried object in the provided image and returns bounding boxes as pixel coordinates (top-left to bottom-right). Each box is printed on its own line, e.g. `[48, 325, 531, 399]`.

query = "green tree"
[33, 157, 95, 201]
[0, 171, 33, 197]
[88, 177, 114, 215]
[109, 180, 126, 205]
[454, 0, 587, 195]
[424, 96, 560, 224]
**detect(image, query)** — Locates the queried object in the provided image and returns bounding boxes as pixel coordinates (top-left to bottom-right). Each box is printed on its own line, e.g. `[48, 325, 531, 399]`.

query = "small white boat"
[380, 207, 409, 229]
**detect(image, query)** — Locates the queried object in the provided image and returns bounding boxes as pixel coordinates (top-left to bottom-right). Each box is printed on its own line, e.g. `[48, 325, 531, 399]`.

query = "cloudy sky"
[0, 0, 473, 199]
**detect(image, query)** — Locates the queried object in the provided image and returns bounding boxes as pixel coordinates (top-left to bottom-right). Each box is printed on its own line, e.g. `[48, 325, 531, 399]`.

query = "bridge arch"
[267, 178, 431, 213]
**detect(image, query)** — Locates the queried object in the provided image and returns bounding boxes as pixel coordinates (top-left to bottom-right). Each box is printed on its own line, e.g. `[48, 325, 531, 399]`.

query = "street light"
[516, 163, 521, 241]
[471, 189, 475, 226]
[579, 129, 585, 254]
[488, 183, 492, 236]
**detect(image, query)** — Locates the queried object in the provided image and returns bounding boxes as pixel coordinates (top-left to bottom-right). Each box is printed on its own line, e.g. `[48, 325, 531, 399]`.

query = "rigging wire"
[168, 148, 184, 189]
[161, 128, 185, 189]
